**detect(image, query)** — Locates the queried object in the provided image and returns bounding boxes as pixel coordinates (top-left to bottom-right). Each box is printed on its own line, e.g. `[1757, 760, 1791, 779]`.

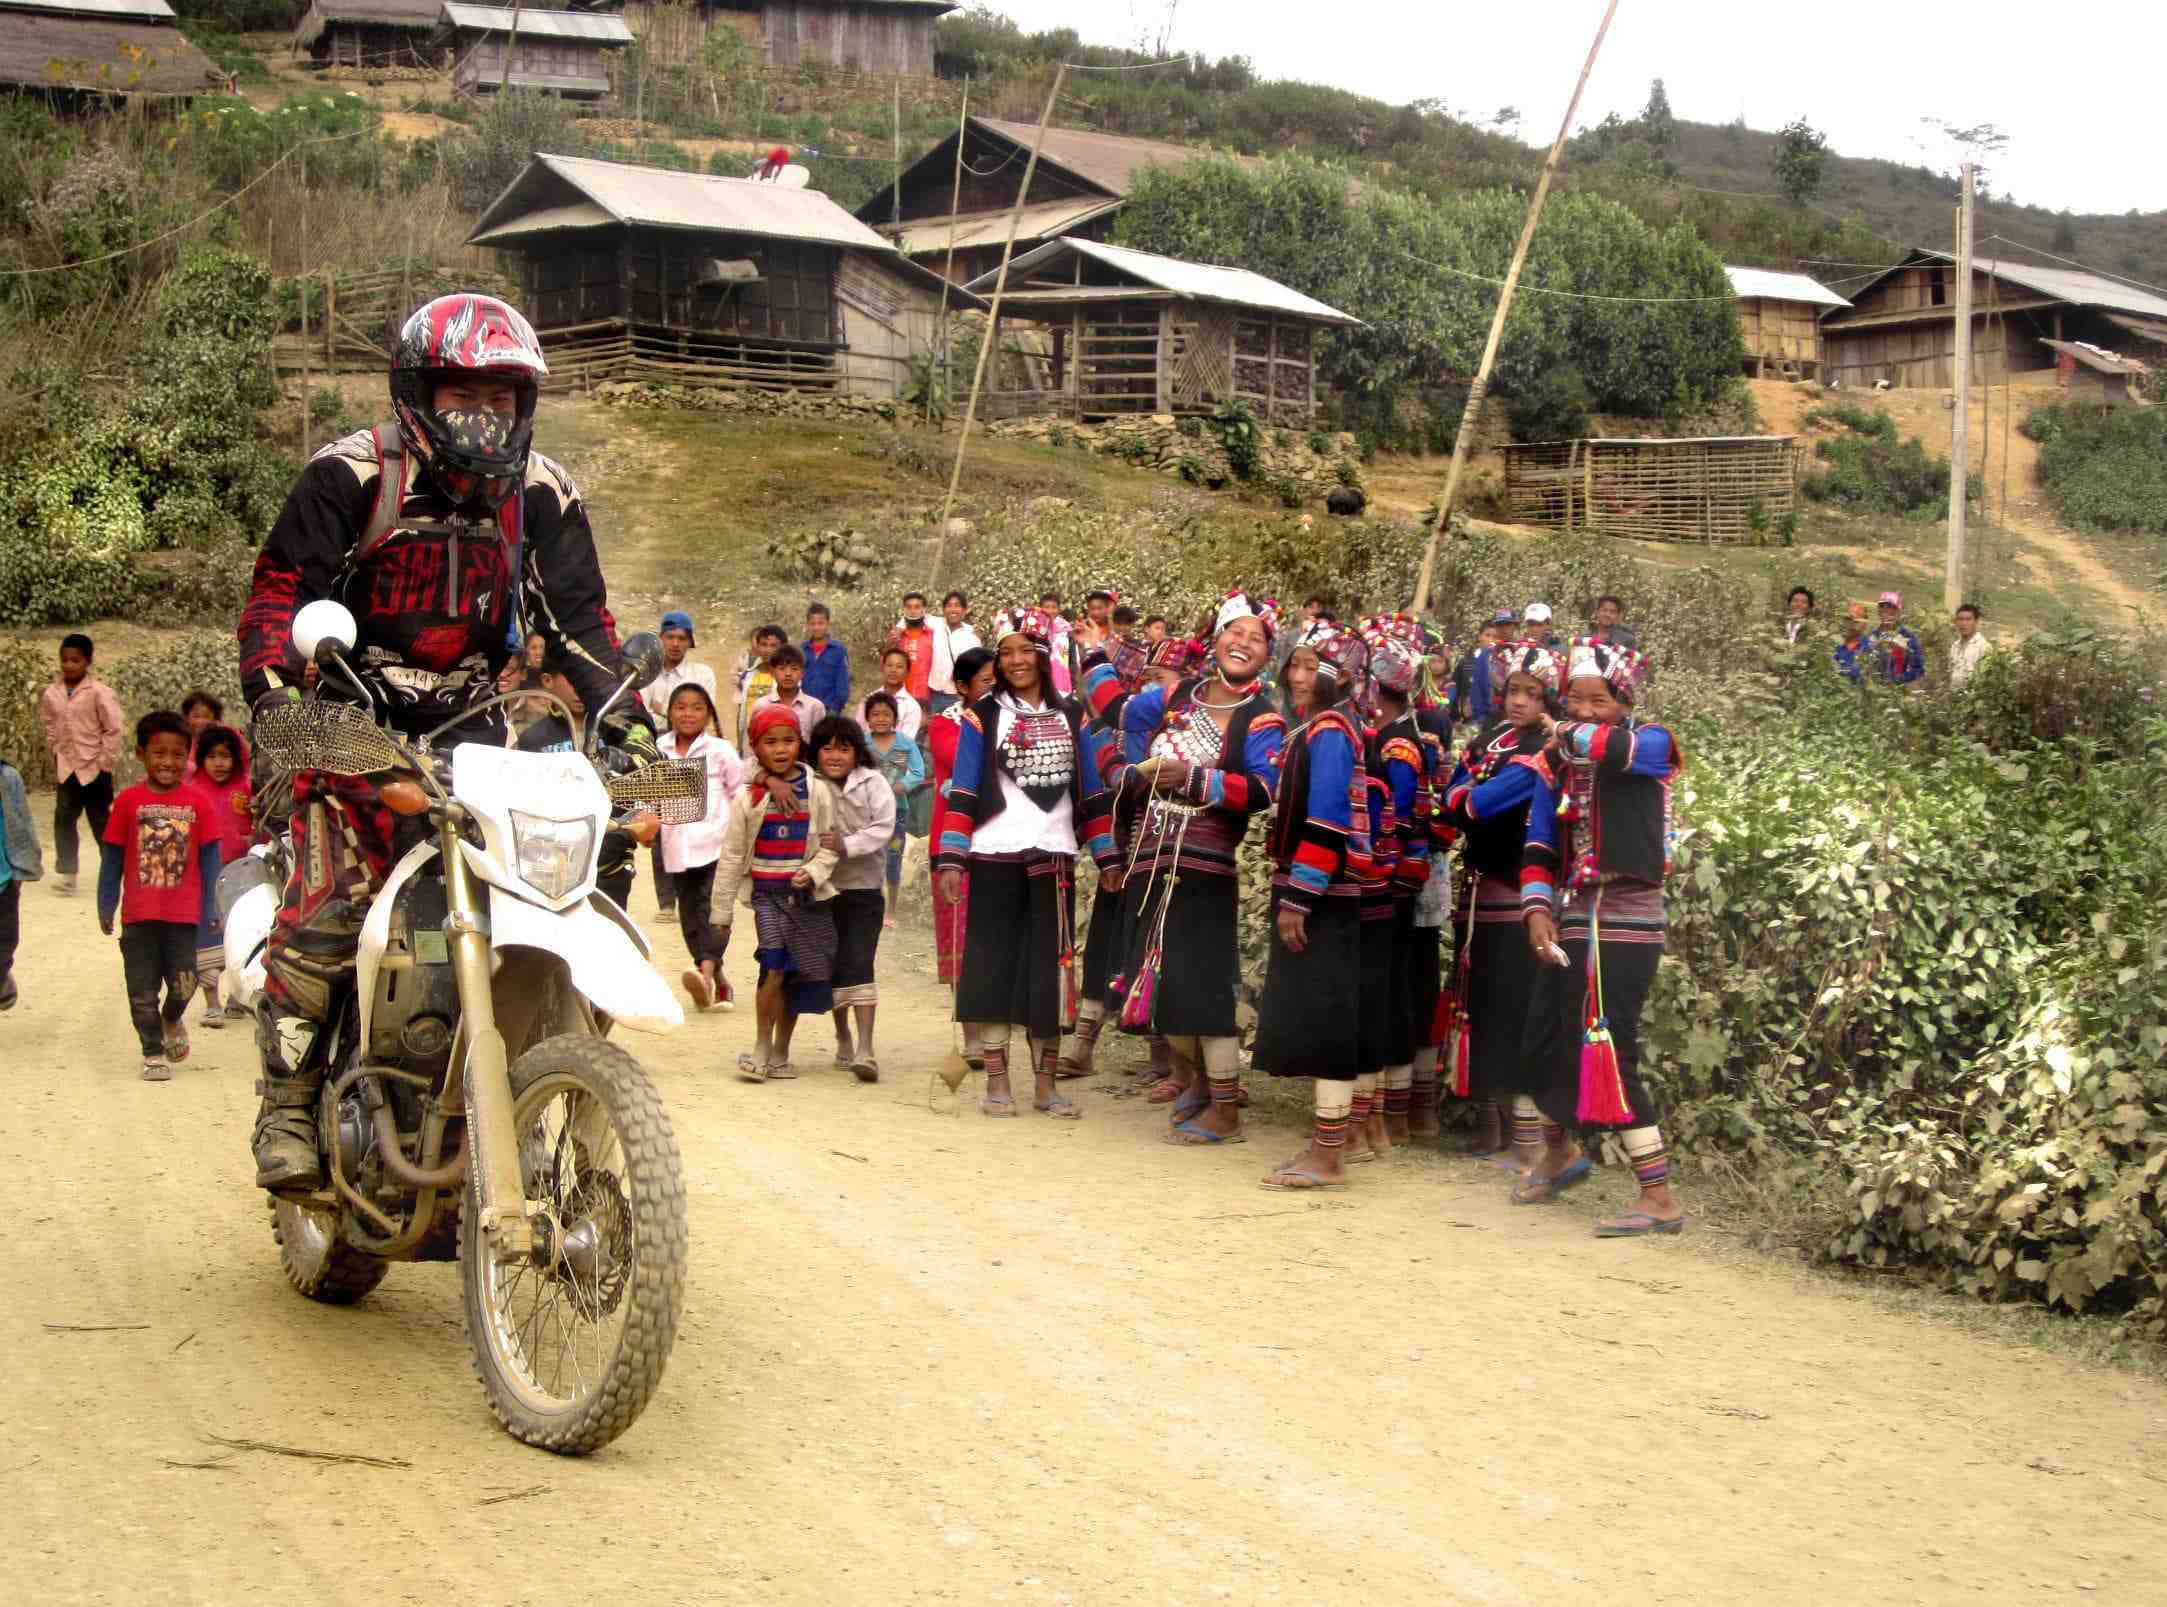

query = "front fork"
[441, 805, 534, 1259]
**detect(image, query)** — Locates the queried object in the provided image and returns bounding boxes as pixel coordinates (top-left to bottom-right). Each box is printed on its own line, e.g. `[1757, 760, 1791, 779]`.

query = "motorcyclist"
[238, 292, 655, 1190]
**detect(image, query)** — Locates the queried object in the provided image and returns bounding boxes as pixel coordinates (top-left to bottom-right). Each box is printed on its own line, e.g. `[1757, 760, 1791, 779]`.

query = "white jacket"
[659, 731, 741, 874]
[928, 620, 982, 695]
[821, 764, 898, 892]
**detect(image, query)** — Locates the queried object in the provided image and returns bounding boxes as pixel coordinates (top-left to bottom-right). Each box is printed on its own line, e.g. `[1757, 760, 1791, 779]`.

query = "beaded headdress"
[990, 604, 1057, 653]
[1359, 613, 1425, 696]
[1492, 638, 1564, 694]
[1213, 587, 1280, 644]
[1564, 635, 1650, 705]
[1147, 635, 1205, 676]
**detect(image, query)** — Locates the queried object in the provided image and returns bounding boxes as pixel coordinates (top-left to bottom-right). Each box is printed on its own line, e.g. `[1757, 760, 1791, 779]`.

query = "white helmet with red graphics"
[389, 293, 548, 508]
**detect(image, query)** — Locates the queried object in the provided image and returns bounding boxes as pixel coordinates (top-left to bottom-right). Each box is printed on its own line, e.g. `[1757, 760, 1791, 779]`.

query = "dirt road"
[8, 822, 2167, 1606]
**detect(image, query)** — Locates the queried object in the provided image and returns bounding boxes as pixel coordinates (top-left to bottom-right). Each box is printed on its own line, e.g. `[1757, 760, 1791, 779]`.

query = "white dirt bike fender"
[487, 884, 685, 1035]
[356, 838, 444, 1050]
[221, 881, 276, 1013]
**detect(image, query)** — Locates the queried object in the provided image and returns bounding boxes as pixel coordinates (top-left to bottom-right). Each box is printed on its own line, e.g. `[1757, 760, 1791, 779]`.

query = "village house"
[863, 116, 1264, 283]
[1819, 248, 2167, 389]
[619, 0, 956, 76]
[960, 237, 1360, 425]
[468, 151, 982, 397]
[1724, 265, 1849, 380]
[293, 0, 442, 70]
[433, 3, 632, 99]
[0, 0, 230, 102]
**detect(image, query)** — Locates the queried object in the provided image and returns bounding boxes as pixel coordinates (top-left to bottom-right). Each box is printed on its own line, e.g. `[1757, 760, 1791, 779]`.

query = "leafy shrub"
[766, 527, 885, 589]
[1801, 406, 1970, 517]
[2023, 402, 2167, 535]
[1504, 366, 1593, 443]
[1334, 458, 1363, 489]
[1307, 430, 1332, 455]
[1212, 400, 1261, 479]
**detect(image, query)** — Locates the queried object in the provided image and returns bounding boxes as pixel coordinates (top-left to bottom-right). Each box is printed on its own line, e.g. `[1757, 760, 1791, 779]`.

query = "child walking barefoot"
[710, 706, 839, 1082]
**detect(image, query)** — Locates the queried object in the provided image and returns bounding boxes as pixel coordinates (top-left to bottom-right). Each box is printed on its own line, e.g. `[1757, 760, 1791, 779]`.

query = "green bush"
[1801, 405, 1971, 517]
[2022, 402, 2167, 535]
[1504, 366, 1593, 443]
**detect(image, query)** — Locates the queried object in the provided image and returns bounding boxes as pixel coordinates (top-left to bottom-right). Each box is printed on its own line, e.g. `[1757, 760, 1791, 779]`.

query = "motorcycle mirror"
[618, 632, 666, 692]
[292, 600, 360, 666]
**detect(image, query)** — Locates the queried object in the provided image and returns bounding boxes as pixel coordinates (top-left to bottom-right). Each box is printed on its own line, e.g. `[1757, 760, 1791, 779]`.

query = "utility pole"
[498, 5, 521, 93]
[1945, 161, 1975, 610]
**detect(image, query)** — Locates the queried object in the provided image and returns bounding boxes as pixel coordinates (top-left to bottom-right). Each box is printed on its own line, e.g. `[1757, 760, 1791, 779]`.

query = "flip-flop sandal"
[1054, 1055, 1092, 1079]
[767, 1062, 799, 1081]
[1259, 1166, 1346, 1191]
[1168, 1094, 1209, 1128]
[736, 1053, 768, 1084]
[682, 969, 713, 1011]
[1165, 1119, 1246, 1146]
[1594, 1211, 1687, 1238]
[163, 1024, 190, 1064]
[1145, 1077, 1183, 1104]
[1510, 1155, 1593, 1204]
[981, 1093, 1020, 1118]
[851, 1056, 880, 1084]
[1033, 1095, 1082, 1120]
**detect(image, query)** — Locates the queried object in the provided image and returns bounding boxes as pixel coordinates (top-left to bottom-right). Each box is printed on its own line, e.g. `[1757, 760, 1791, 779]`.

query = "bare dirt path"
[8, 806, 2167, 1606]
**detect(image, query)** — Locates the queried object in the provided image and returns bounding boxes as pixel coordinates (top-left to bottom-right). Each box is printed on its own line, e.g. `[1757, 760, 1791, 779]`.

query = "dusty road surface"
[9, 818, 2167, 1607]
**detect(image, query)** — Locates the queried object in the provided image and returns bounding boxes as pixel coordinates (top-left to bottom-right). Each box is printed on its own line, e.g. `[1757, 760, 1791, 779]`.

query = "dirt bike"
[236, 599, 701, 1454]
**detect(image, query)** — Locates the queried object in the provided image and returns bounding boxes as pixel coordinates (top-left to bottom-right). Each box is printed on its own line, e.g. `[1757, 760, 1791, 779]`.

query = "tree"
[1641, 78, 1675, 155]
[2051, 212, 2079, 254]
[1772, 118, 1828, 207]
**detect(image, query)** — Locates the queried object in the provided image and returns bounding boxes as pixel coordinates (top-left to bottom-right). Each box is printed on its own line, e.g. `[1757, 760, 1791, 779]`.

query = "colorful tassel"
[1119, 946, 1161, 1029]
[1449, 1009, 1471, 1100]
[1575, 1016, 1634, 1125]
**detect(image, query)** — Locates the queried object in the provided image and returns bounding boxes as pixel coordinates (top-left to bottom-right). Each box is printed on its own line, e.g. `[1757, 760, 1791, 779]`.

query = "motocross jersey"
[240, 426, 628, 743]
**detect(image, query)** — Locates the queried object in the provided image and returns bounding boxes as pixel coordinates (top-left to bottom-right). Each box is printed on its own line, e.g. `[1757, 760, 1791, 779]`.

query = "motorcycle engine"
[369, 870, 460, 1073]
[332, 1088, 384, 1200]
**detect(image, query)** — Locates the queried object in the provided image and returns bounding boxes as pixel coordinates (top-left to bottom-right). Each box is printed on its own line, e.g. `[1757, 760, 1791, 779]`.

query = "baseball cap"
[1524, 603, 1554, 624]
[1877, 591, 1902, 610]
[660, 610, 696, 644]
[1487, 608, 1520, 626]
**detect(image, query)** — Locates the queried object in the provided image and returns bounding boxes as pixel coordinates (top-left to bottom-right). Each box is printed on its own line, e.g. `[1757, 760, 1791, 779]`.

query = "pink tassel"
[1119, 948, 1160, 1030]
[1576, 1018, 1634, 1125]
[1450, 1020, 1471, 1099]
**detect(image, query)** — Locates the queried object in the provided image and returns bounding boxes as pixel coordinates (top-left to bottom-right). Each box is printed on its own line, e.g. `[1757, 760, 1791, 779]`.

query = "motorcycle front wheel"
[460, 1034, 688, 1454]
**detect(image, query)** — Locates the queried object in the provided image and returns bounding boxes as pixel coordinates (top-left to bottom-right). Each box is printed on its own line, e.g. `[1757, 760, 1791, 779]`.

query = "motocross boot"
[251, 1002, 326, 1190]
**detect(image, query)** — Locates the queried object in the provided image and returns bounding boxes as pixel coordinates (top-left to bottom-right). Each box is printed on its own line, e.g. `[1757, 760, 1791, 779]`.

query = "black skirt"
[1112, 869, 1241, 1038]
[1408, 923, 1443, 1050]
[1462, 918, 1540, 1102]
[1080, 867, 1127, 1001]
[1254, 898, 1365, 1082]
[1358, 902, 1415, 1070]
[956, 854, 1074, 1040]
[1522, 934, 1664, 1132]
[830, 887, 885, 992]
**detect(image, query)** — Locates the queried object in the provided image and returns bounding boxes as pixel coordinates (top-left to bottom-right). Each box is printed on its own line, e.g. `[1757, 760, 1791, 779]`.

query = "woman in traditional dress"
[1083, 591, 1286, 1146]
[1439, 640, 1563, 1169]
[1518, 639, 1687, 1236]
[1407, 624, 1457, 1137]
[935, 609, 1115, 1119]
[926, 646, 996, 1066]
[1255, 628, 1376, 1189]
[1359, 615, 1434, 1148]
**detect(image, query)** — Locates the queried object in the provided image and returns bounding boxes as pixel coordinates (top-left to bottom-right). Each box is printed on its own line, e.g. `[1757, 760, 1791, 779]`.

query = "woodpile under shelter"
[864, 116, 1263, 285]
[1500, 436, 1799, 545]
[294, 0, 443, 69]
[434, 3, 632, 99]
[0, 0, 232, 101]
[468, 152, 983, 396]
[1819, 249, 2167, 389]
[1725, 265, 1849, 380]
[960, 238, 1360, 425]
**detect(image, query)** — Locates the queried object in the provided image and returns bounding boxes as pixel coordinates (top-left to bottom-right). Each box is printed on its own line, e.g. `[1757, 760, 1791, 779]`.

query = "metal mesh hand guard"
[252, 700, 407, 777]
[605, 758, 708, 826]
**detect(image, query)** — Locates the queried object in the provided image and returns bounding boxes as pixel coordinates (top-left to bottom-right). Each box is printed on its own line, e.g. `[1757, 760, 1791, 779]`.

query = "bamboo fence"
[534, 320, 844, 392]
[1500, 435, 1800, 545]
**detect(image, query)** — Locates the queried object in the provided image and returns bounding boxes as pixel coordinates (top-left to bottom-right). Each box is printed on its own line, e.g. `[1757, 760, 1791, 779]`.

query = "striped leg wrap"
[1382, 1062, 1413, 1117]
[1203, 1035, 1243, 1106]
[1511, 1094, 1545, 1151]
[1314, 1078, 1354, 1148]
[980, 1043, 1009, 1080]
[1350, 1071, 1379, 1124]
[1622, 1124, 1669, 1188]
[1035, 1040, 1059, 1080]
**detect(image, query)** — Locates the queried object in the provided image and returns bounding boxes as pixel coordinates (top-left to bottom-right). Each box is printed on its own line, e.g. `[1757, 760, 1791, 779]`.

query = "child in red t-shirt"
[98, 712, 221, 1081]
[188, 724, 254, 1027]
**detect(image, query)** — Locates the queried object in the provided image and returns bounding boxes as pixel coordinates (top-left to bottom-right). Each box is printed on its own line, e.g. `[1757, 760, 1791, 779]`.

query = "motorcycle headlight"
[508, 811, 595, 902]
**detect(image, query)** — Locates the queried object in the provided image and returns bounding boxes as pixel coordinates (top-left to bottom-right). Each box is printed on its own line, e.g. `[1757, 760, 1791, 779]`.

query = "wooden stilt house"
[1724, 265, 1849, 380]
[434, 4, 633, 99]
[960, 238, 1360, 424]
[293, 0, 444, 68]
[468, 152, 983, 395]
[0, 0, 232, 101]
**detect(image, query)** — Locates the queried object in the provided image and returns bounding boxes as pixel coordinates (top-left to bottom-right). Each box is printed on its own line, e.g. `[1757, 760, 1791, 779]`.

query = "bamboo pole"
[498, 6, 521, 93]
[1409, 0, 1621, 615]
[1945, 162, 1975, 611]
[928, 65, 1067, 592]
[936, 76, 970, 411]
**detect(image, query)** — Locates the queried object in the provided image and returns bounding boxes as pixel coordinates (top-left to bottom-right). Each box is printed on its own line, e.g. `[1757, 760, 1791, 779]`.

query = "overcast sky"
[976, 0, 2165, 217]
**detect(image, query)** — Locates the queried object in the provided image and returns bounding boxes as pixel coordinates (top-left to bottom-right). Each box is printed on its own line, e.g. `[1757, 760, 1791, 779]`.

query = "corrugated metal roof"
[2042, 338, 2148, 376]
[1724, 265, 1850, 309]
[967, 238, 1361, 327]
[0, 0, 174, 20]
[1834, 249, 2167, 324]
[892, 197, 1122, 257]
[974, 116, 1262, 198]
[0, 11, 225, 93]
[469, 200, 612, 241]
[439, 2, 631, 41]
[474, 153, 900, 250]
[298, 0, 437, 28]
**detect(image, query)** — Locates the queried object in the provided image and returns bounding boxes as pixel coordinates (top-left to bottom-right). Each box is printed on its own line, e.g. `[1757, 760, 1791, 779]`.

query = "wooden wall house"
[1820, 249, 2167, 389]
[621, 0, 956, 75]
[294, 0, 444, 68]
[865, 117, 1262, 285]
[436, 4, 632, 99]
[962, 238, 1360, 425]
[468, 152, 981, 394]
[0, 0, 232, 102]
[1725, 265, 1848, 379]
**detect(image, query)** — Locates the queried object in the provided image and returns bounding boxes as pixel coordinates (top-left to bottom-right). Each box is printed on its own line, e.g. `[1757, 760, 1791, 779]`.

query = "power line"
[0, 125, 376, 281]
[1373, 240, 1737, 303]
[1976, 233, 2167, 302]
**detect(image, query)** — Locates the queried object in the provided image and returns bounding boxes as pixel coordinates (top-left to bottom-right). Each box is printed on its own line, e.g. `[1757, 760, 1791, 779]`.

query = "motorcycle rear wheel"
[270, 1195, 390, 1305]
[460, 1034, 687, 1454]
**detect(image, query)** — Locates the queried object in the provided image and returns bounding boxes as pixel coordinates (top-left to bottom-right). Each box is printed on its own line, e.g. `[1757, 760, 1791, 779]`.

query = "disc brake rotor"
[554, 1171, 631, 1321]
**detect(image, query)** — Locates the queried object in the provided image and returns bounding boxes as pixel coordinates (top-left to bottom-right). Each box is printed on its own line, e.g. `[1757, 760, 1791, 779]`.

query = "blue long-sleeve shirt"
[801, 638, 852, 713]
